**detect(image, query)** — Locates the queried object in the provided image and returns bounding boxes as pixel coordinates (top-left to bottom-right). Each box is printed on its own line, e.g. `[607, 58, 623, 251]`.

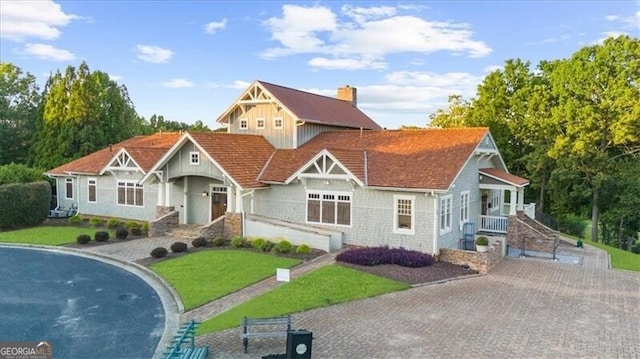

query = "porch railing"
[478, 215, 508, 233]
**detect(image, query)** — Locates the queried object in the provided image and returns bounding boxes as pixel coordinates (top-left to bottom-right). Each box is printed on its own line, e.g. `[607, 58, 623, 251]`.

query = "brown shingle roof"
[260, 128, 490, 190]
[479, 168, 529, 187]
[46, 132, 181, 175]
[258, 81, 381, 130]
[188, 132, 274, 188]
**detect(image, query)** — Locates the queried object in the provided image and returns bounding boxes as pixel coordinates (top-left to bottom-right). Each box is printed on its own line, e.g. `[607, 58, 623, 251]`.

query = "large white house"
[47, 80, 531, 253]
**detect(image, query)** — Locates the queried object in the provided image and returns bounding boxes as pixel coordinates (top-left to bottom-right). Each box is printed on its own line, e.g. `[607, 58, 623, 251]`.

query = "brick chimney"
[337, 85, 357, 107]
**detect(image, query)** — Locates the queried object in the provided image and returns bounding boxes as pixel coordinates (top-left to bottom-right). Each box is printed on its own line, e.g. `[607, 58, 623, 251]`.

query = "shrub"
[0, 181, 50, 229]
[106, 218, 122, 229]
[89, 217, 102, 227]
[475, 236, 489, 246]
[632, 242, 640, 255]
[126, 221, 139, 230]
[141, 222, 149, 233]
[212, 236, 226, 247]
[272, 239, 293, 254]
[192, 237, 208, 248]
[94, 231, 110, 242]
[76, 234, 91, 244]
[558, 214, 586, 237]
[170, 242, 188, 253]
[130, 226, 142, 236]
[296, 244, 312, 255]
[68, 215, 82, 224]
[262, 240, 275, 252]
[336, 246, 434, 268]
[115, 227, 129, 240]
[151, 247, 168, 258]
[231, 236, 249, 248]
[251, 238, 266, 251]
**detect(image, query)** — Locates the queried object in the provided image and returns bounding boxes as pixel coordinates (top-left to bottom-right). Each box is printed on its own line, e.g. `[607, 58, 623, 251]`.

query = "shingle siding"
[249, 180, 436, 253]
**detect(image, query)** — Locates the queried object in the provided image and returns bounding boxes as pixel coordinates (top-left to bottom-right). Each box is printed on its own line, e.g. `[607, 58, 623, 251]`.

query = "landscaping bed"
[337, 261, 478, 285]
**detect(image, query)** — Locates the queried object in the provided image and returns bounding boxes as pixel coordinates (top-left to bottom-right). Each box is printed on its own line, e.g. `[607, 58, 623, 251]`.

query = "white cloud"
[308, 56, 386, 70]
[108, 74, 122, 81]
[24, 43, 75, 61]
[0, 0, 79, 41]
[261, 4, 491, 70]
[136, 45, 174, 63]
[483, 65, 502, 73]
[604, 15, 619, 21]
[161, 78, 194, 88]
[262, 5, 337, 58]
[205, 18, 227, 34]
[595, 31, 629, 44]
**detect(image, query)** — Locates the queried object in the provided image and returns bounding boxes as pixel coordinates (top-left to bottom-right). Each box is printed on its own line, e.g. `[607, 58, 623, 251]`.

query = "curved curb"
[0, 243, 182, 359]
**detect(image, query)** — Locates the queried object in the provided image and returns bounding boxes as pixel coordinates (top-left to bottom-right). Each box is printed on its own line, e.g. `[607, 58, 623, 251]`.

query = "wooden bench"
[163, 320, 209, 359]
[241, 315, 292, 353]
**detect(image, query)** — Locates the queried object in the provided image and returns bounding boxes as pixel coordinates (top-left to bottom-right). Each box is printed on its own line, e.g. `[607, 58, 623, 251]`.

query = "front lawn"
[0, 226, 102, 246]
[197, 264, 409, 335]
[150, 250, 301, 310]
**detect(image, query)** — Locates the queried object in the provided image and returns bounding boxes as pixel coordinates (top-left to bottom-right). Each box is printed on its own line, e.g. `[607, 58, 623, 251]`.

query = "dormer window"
[256, 118, 265, 129]
[239, 119, 248, 130]
[190, 151, 200, 165]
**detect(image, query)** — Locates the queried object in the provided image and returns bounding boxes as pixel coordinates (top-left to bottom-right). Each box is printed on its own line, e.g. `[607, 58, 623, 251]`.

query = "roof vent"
[337, 85, 357, 107]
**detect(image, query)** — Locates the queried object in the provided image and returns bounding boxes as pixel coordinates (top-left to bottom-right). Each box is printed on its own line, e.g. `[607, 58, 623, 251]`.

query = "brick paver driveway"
[200, 247, 640, 359]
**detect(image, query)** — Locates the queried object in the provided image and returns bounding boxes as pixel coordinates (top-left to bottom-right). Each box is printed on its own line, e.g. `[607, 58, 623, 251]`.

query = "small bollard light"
[577, 239, 584, 248]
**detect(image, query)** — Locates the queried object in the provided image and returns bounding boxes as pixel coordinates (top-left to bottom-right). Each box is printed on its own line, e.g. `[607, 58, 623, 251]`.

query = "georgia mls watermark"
[0, 342, 52, 359]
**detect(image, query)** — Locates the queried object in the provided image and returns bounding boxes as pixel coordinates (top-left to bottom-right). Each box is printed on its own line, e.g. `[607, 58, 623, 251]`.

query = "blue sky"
[1, 1, 638, 129]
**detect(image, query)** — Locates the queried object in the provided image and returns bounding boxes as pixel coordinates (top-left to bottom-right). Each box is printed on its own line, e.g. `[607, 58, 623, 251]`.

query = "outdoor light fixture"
[201, 191, 209, 197]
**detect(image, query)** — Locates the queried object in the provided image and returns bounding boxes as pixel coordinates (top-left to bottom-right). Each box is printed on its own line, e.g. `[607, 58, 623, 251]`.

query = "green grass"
[150, 250, 301, 310]
[197, 264, 410, 335]
[0, 226, 103, 246]
[565, 221, 639, 272]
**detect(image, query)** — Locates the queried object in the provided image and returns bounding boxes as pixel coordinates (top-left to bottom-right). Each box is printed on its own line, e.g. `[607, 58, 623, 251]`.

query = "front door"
[481, 194, 488, 215]
[211, 189, 227, 221]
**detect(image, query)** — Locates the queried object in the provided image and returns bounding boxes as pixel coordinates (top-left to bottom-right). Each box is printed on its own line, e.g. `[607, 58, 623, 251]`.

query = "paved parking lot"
[198, 246, 640, 359]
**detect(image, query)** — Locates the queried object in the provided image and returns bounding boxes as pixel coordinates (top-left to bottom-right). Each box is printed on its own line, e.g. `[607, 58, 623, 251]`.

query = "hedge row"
[0, 181, 51, 229]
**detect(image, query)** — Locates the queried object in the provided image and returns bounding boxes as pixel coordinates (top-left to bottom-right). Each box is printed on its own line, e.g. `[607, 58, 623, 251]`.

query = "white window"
[88, 178, 97, 203]
[65, 178, 74, 199]
[440, 195, 452, 234]
[273, 117, 283, 129]
[190, 151, 200, 165]
[393, 195, 415, 235]
[256, 118, 265, 129]
[117, 181, 144, 207]
[306, 191, 351, 226]
[239, 119, 248, 130]
[460, 191, 470, 225]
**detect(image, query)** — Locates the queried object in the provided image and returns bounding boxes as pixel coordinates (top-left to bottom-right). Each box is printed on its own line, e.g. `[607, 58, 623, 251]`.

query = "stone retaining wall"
[439, 239, 504, 274]
[148, 210, 179, 237]
[199, 216, 225, 240]
[156, 205, 175, 217]
[507, 211, 559, 253]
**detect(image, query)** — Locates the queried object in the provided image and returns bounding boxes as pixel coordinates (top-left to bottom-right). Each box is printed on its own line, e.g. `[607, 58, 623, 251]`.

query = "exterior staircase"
[166, 224, 202, 240]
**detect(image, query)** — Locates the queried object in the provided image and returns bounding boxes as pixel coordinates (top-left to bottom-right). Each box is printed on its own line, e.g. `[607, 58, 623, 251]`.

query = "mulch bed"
[337, 261, 478, 285]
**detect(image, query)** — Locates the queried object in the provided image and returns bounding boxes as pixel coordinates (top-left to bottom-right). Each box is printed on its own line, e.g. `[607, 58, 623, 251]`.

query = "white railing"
[523, 203, 536, 219]
[478, 215, 508, 233]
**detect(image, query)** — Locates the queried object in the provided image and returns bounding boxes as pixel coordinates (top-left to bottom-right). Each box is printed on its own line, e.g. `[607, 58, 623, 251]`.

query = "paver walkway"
[79, 236, 640, 359]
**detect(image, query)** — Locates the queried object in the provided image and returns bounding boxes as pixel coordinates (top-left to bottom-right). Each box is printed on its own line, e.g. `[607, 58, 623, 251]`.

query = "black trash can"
[286, 330, 313, 359]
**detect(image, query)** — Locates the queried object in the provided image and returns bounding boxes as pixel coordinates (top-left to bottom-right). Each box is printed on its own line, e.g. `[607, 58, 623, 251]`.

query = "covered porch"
[477, 168, 533, 234]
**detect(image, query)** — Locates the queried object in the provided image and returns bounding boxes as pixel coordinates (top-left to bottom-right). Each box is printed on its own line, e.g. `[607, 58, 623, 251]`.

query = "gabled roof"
[260, 128, 491, 191]
[187, 132, 275, 188]
[479, 168, 529, 187]
[216, 80, 381, 130]
[46, 132, 181, 176]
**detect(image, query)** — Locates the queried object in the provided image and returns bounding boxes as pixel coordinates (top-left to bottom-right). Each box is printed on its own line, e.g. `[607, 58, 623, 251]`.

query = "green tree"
[0, 63, 41, 165]
[428, 94, 471, 128]
[547, 35, 640, 243]
[143, 114, 210, 133]
[30, 62, 144, 169]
